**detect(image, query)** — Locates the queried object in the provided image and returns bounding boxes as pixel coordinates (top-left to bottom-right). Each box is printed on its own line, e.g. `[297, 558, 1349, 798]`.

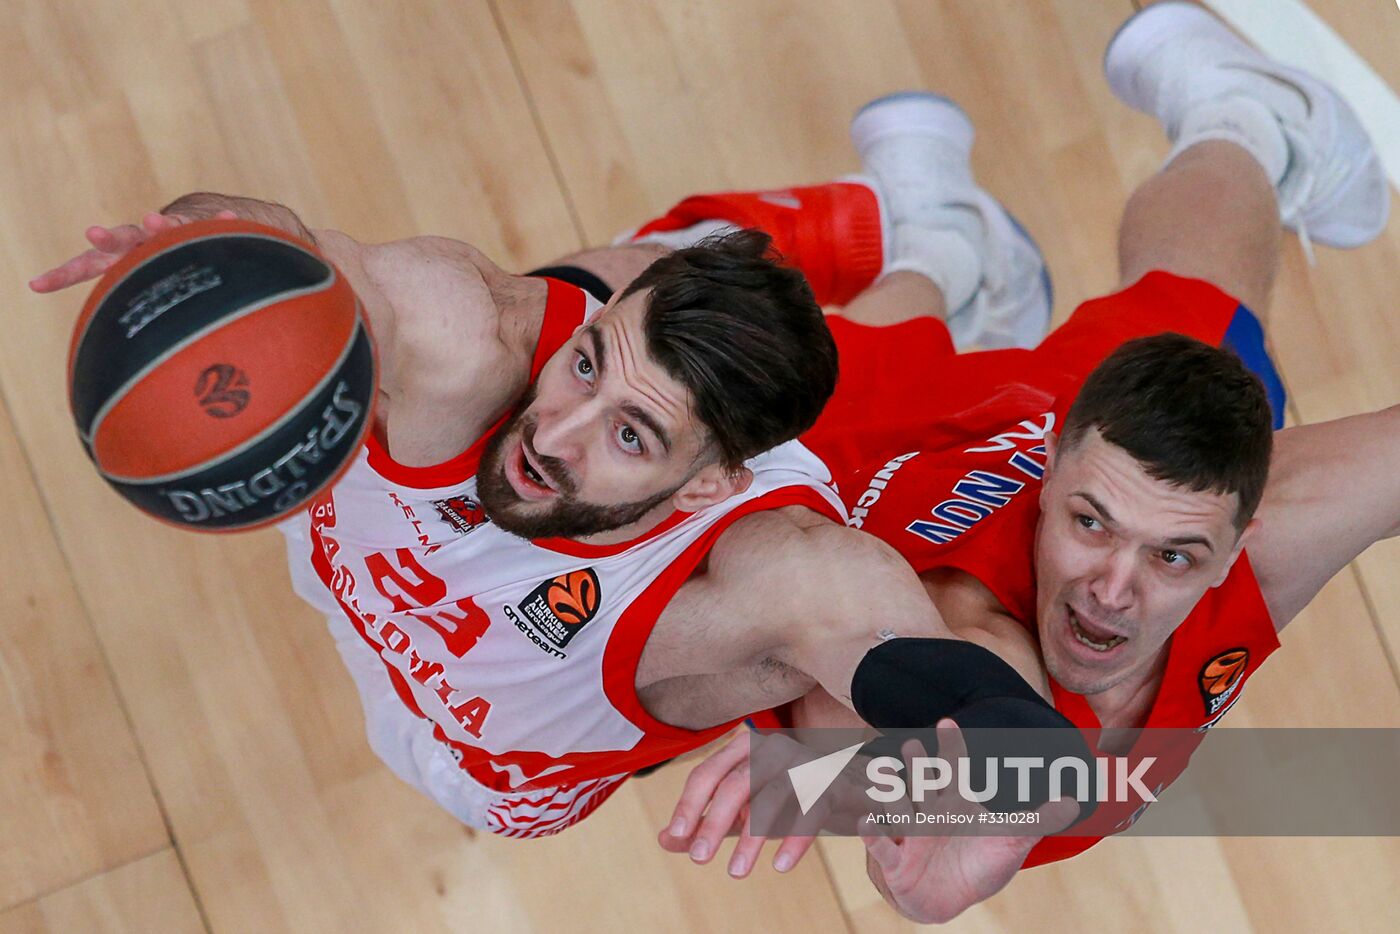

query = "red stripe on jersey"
[484, 776, 626, 838]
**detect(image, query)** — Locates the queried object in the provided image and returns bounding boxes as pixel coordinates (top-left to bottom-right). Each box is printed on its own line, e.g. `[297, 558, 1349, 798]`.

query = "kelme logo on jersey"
[1198, 647, 1249, 716]
[432, 495, 488, 535]
[517, 568, 602, 649]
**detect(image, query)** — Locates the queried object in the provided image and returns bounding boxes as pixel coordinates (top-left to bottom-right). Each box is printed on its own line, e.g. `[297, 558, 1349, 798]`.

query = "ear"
[1211, 515, 1260, 588]
[672, 464, 753, 512]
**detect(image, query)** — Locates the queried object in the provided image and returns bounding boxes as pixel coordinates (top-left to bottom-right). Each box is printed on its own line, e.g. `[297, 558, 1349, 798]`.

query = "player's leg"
[1116, 139, 1280, 319]
[838, 92, 1050, 349]
[840, 269, 947, 327]
[800, 94, 1058, 475]
[1035, 2, 1388, 427]
[1106, 1, 1388, 314]
[528, 181, 881, 308]
[608, 93, 1052, 351]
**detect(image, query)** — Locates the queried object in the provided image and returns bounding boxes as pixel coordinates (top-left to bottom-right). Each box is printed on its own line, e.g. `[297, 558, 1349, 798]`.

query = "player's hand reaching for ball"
[28, 209, 238, 293]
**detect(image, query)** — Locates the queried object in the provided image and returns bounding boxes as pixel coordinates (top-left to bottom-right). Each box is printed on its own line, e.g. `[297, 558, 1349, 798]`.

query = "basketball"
[67, 218, 376, 532]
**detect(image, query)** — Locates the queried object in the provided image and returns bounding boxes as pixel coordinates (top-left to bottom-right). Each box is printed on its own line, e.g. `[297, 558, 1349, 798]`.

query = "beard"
[476, 391, 683, 540]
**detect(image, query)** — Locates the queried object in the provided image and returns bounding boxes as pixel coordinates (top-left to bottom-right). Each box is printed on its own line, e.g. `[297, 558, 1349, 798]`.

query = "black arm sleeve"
[853, 638, 1097, 816]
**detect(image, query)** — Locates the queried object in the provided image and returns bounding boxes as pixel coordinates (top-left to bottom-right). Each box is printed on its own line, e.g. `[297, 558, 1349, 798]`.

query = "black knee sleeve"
[853, 638, 1097, 817]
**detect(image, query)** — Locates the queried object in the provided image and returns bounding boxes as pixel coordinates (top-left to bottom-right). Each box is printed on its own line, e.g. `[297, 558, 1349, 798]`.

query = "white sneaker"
[1105, 1, 1389, 250]
[850, 91, 1053, 350]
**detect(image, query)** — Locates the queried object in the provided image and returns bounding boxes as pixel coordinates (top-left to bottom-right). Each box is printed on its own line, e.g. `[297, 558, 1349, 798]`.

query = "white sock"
[1167, 95, 1290, 185]
[623, 219, 738, 250]
[881, 211, 983, 312]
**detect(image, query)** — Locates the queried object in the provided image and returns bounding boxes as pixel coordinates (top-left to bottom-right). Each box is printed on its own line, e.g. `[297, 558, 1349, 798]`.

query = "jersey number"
[365, 549, 491, 658]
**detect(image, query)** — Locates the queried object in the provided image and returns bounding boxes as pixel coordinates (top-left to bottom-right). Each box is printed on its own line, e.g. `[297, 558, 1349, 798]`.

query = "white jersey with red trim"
[279, 280, 846, 837]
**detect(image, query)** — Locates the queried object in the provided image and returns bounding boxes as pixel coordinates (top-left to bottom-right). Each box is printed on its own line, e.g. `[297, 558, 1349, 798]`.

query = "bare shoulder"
[365, 236, 549, 398]
[658, 507, 847, 643]
[313, 231, 547, 464]
[695, 506, 934, 651]
[700, 506, 912, 600]
[707, 505, 903, 571]
[705, 505, 831, 563]
[672, 507, 829, 619]
[361, 237, 506, 345]
[310, 231, 510, 378]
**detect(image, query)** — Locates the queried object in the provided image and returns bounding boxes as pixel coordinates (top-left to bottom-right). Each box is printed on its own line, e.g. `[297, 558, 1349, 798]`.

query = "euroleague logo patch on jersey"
[432, 495, 488, 535]
[516, 568, 602, 649]
[1198, 647, 1249, 717]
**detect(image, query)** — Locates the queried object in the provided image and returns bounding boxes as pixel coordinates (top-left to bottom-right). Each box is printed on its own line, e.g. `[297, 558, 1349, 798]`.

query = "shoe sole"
[850, 91, 974, 160]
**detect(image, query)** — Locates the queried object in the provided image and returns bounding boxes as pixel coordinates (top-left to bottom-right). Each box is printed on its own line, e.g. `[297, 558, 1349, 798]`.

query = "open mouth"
[508, 440, 558, 501]
[1067, 605, 1127, 653]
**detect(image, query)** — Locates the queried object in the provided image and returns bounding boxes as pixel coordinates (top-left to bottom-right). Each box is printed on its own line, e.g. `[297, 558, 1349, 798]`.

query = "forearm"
[161, 191, 316, 244]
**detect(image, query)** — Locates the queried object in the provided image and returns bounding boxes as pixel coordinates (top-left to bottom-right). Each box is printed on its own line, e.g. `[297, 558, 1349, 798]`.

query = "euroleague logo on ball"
[195, 363, 251, 418]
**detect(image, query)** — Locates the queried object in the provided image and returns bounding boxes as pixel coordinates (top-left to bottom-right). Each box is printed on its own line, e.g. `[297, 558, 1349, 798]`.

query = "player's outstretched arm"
[676, 507, 1070, 726]
[685, 506, 953, 706]
[1250, 404, 1400, 628]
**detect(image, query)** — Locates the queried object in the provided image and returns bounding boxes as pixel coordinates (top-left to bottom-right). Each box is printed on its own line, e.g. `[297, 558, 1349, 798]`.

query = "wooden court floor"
[2, 1, 1397, 931]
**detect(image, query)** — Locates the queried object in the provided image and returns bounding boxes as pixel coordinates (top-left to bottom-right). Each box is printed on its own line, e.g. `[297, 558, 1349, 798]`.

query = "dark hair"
[1060, 333, 1273, 530]
[620, 229, 837, 469]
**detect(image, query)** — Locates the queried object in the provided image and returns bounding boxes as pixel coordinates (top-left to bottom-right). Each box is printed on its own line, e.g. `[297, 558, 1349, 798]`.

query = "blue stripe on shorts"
[1222, 305, 1286, 430]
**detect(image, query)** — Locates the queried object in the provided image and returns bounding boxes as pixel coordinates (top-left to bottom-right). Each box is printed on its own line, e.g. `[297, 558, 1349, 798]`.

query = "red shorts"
[801, 270, 1283, 487]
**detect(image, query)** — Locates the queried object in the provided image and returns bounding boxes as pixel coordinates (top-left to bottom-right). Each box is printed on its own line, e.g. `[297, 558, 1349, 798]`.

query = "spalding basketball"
[68, 218, 376, 532]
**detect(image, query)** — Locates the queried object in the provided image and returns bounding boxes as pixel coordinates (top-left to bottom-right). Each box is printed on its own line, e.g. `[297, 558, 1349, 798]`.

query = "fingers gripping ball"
[67, 218, 377, 531]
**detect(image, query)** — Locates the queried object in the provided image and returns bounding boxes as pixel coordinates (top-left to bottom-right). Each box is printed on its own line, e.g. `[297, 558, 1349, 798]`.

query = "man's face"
[478, 289, 741, 540]
[1034, 429, 1254, 697]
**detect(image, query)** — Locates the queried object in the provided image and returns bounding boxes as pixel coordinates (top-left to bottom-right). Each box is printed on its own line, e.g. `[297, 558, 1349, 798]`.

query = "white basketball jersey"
[281, 280, 845, 836]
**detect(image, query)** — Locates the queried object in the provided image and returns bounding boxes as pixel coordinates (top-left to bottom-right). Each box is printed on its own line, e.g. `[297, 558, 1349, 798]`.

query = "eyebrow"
[1070, 491, 1215, 554]
[623, 402, 673, 453]
[583, 324, 673, 453]
[586, 325, 606, 379]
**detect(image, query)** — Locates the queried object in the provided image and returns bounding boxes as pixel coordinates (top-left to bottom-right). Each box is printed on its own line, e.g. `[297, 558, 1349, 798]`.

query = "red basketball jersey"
[841, 355, 1280, 866]
[818, 272, 1289, 865]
